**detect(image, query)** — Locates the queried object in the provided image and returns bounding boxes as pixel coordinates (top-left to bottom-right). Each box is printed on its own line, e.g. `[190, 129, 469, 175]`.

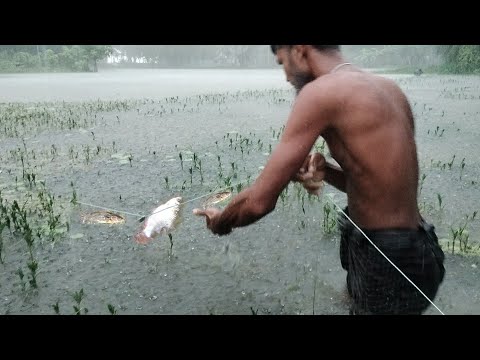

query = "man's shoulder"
[297, 73, 367, 110]
[294, 80, 338, 115]
[321, 71, 404, 104]
[297, 76, 342, 103]
[304, 72, 363, 98]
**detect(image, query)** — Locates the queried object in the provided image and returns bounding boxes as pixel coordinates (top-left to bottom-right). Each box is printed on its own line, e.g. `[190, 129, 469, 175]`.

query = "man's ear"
[291, 45, 308, 64]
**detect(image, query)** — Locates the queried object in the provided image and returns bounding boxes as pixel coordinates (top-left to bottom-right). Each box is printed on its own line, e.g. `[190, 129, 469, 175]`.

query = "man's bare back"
[193, 46, 422, 236]
[320, 70, 421, 230]
[193, 45, 445, 315]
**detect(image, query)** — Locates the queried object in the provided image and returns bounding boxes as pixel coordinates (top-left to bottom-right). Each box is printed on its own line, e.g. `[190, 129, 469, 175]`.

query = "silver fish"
[134, 197, 183, 244]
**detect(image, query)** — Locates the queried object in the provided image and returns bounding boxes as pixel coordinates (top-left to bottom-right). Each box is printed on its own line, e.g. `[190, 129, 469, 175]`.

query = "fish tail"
[134, 231, 153, 245]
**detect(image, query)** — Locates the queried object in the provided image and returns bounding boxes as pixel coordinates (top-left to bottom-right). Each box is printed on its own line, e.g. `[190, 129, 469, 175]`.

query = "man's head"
[270, 45, 341, 94]
[270, 45, 340, 54]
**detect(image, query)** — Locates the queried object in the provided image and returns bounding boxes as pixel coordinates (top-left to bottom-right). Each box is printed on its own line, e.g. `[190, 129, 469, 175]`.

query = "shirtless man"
[193, 45, 445, 315]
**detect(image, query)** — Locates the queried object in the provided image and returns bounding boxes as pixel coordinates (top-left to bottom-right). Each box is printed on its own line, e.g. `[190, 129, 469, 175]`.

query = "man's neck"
[308, 51, 349, 77]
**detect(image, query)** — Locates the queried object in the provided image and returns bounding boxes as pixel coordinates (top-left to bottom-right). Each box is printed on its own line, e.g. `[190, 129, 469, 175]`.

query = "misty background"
[0, 45, 479, 74]
[0, 44, 479, 315]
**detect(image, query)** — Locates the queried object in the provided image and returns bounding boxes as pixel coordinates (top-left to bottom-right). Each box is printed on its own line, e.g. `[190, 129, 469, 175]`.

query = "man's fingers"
[303, 183, 322, 192]
[303, 183, 323, 196]
[193, 207, 222, 220]
[193, 208, 213, 229]
[193, 208, 207, 217]
[310, 153, 326, 169]
[301, 154, 312, 172]
[294, 172, 314, 182]
[292, 155, 311, 182]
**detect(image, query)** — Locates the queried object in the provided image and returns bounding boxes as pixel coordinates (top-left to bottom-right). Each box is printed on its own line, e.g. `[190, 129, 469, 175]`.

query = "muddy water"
[0, 70, 479, 315]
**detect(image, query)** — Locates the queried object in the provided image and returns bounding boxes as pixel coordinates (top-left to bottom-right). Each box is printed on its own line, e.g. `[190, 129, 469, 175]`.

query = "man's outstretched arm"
[193, 82, 335, 235]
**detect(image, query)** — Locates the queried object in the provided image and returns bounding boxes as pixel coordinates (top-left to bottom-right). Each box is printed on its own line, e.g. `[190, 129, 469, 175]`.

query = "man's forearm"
[213, 188, 272, 234]
[324, 162, 346, 192]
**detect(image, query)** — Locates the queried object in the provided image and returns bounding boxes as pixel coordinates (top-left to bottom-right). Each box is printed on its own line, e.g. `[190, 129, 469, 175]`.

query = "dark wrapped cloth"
[338, 207, 445, 315]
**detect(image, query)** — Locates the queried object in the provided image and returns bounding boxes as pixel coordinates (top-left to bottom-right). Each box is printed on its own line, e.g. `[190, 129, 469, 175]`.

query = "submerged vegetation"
[0, 71, 479, 315]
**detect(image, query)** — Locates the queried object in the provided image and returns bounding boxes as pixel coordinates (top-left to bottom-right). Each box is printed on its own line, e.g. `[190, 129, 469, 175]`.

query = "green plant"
[52, 301, 60, 314]
[168, 233, 173, 253]
[419, 173, 427, 195]
[107, 304, 117, 315]
[72, 288, 88, 315]
[70, 189, 78, 205]
[179, 152, 183, 170]
[322, 202, 337, 234]
[436, 193, 444, 210]
[460, 158, 466, 179]
[17, 268, 26, 291]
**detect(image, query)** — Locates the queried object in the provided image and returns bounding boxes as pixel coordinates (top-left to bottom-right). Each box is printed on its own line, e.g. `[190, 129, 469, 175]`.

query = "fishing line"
[75, 201, 144, 218]
[45, 175, 447, 314]
[77, 180, 250, 222]
[323, 185, 445, 315]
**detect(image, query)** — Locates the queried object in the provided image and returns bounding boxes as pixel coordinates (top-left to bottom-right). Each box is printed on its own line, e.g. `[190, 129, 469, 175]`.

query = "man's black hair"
[270, 45, 340, 54]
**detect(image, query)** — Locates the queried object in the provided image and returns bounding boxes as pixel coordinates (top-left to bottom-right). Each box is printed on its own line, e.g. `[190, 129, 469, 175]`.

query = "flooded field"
[0, 69, 479, 315]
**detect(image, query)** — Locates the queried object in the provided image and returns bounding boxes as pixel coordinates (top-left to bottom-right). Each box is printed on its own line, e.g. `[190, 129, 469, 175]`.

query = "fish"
[201, 191, 232, 209]
[134, 196, 184, 244]
[80, 211, 125, 225]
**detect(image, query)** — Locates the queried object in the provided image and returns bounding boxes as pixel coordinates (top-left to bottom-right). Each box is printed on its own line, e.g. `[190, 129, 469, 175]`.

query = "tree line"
[0, 45, 478, 74]
[344, 45, 480, 73]
[0, 45, 112, 72]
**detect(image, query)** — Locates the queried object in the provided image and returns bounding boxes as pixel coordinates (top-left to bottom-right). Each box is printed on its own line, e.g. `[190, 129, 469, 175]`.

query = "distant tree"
[0, 45, 38, 54]
[80, 45, 113, 72]
[110, 45, 275, 68]
[437, 45, 480, 73]
[58, 46, 88, 71]
[349, 45, 438, 68]
[44, 49, 59, 70]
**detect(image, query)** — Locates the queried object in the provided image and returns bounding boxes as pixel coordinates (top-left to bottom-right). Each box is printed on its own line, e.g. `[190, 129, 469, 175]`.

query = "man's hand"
[193, 207, 232, 236]
[293, 152, 326, 196]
